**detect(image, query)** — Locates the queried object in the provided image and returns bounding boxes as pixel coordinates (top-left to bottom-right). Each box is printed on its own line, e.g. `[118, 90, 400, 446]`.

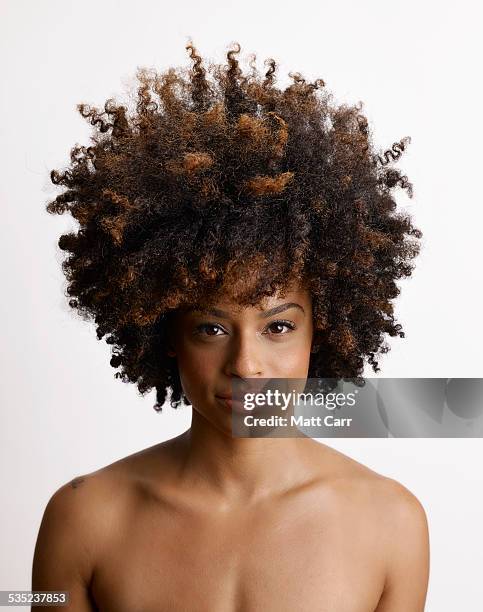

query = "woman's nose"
[225, 335, 263, 378]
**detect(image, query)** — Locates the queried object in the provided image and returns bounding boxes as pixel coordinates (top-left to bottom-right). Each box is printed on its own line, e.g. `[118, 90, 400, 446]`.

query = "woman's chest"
[91, 503, 385, 612]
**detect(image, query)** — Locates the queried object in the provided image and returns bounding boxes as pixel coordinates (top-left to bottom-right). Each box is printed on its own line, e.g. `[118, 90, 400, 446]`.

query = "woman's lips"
[215, 395, 247, 414]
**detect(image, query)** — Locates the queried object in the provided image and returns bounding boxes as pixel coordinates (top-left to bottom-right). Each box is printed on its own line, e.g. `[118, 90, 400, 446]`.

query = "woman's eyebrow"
[189, 302, 305, 319]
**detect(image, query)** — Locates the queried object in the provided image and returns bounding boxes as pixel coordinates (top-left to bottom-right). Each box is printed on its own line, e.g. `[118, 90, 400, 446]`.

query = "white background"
[1, 0, 482, 609]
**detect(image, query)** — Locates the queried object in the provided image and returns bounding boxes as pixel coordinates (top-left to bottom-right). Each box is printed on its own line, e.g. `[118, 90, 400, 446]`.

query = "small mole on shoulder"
[70, 476, 86, 489]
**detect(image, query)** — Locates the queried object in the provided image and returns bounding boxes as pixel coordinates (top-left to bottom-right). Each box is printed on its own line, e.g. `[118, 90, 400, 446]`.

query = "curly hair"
[46, 41, 422, 411]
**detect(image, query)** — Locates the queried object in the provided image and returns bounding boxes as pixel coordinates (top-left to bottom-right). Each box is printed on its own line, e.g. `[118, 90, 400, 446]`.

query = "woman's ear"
[166, 345, 176, 358]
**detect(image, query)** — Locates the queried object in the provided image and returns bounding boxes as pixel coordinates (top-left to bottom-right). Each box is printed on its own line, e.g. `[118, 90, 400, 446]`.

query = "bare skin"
[32, 283, 430, 611]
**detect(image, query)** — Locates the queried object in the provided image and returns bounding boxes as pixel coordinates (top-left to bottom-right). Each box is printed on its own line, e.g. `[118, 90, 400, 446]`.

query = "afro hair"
[46, 41, 422, 411]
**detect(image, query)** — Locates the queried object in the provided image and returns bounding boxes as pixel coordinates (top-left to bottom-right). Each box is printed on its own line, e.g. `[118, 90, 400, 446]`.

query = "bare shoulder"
[33, 462, 134, 580]
[362, 469, 429, 559]
[31, 467, 127, 609]
[32, 439, 177, 602]
[341, 450, 428, 538]
[41, 436, 177, 521]
[371, 475, 430, 610]
[39, 460, 133, 538]
[312, 443, 430, 610]
[313, 442, 427, 516]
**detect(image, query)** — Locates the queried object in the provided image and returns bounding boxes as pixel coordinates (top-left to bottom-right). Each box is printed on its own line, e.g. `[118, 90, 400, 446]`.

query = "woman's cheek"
[179, 346, 220, 380]
[278, 344, 312, 377]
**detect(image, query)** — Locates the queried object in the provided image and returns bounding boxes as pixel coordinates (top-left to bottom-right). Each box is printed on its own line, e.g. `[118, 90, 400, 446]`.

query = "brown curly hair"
[46, 41, 422, 411]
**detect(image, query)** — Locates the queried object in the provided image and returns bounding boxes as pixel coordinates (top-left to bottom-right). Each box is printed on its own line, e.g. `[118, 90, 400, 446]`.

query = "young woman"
[32, 42, 429, 611]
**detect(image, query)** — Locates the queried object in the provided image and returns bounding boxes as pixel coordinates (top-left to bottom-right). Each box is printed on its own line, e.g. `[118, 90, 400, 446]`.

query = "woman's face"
[167, 282, 314, 430]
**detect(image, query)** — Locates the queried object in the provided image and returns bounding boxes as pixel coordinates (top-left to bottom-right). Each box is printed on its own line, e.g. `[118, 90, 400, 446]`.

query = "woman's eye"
[195, 320, 295, 337]
[265, 320, 296, 335]
[196, 323, 225, 336]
